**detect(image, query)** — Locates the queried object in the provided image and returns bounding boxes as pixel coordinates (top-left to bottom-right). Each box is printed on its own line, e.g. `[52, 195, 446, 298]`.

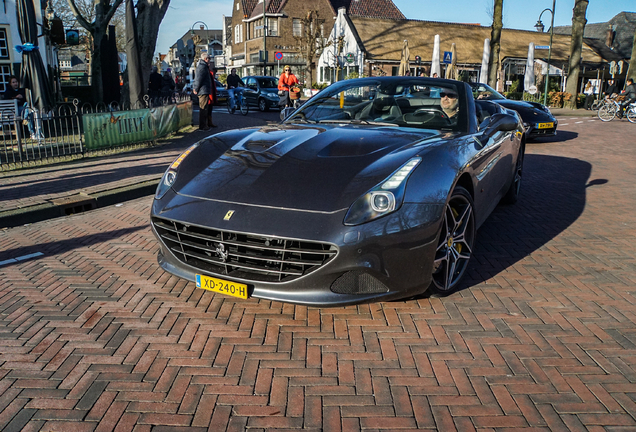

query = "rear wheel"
[430, 186, 475, 296]
[598, 105, 615, 122]
[258, 98, 268, 112]
[627, 106, 636, 123]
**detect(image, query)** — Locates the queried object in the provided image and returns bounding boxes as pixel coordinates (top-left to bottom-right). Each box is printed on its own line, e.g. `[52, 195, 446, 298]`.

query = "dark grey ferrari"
[151, 77, 525, 306]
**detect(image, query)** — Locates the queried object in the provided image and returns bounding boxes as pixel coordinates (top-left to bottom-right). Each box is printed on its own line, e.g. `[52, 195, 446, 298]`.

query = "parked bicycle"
[227, 88, 248, 116]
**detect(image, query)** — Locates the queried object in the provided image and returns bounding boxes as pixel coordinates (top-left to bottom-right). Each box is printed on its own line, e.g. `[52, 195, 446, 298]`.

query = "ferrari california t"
[151, 77, 525, 306]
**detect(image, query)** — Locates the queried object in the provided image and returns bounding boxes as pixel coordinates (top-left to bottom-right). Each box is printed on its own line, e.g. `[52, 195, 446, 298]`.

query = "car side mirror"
[280, 107, 295, 121]
[483, 113, 518, 134]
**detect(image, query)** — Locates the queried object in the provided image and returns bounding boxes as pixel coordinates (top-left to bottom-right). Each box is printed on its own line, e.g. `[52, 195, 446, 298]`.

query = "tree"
[488, 0, 503, 88]
[135, 0, 171, 93]
[66, 0, 124, 102]
[564, 0, 588, 108]
[293, 10, 328, 86]
[628, 26, 636, 80]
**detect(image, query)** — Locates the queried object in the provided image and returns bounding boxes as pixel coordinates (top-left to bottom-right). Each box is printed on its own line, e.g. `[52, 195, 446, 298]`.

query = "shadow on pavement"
[531, 130, 579, 143]
[462, 154, 592, 287]
[0, 226, 148, 264]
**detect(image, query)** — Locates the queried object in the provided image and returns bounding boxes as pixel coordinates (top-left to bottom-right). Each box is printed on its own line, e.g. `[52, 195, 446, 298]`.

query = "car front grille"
[152, 217, 338, 283]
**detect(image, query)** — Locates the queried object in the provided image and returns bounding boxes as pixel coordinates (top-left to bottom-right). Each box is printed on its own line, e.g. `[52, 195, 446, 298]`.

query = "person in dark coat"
[618, 78, 636, 119]
[192, 53, 212, 131]
[207, 67, 218, 128]
[4, 75, 26, 102]
[160, 70, 175, 99]
[148, 66, 162, 100]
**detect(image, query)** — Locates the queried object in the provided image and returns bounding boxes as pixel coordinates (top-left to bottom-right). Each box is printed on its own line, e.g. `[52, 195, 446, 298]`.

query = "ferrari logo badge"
[223, 210, 235, 221]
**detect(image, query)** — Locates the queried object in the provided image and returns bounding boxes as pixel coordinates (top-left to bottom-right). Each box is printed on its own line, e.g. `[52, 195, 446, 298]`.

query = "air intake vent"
[330, 271, 389, 295]
[152, 217, 337, 283]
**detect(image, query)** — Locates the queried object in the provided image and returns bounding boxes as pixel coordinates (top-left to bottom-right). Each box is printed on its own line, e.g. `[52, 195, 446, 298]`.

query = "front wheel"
[627, 107, 636, 123]
[227, 99, 233, 114]
[430, 186, 475, 296]
[258, 98, 268, 112]
[598, 105, 615, 122]
[240, 98, 249, 115]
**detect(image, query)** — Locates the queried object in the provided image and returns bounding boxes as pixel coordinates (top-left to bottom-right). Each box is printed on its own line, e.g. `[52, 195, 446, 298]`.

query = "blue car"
[242, 76, 281, 111]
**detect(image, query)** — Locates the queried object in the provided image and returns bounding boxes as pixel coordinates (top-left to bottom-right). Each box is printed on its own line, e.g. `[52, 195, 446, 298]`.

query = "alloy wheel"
[431, 187, 475, 294]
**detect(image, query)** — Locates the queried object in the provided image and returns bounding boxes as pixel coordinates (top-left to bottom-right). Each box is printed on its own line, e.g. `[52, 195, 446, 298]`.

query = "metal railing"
[0, 93, 192, 169]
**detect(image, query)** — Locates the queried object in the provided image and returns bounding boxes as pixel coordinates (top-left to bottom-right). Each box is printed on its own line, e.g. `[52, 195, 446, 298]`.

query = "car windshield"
[469, 82, 506, 100]
[285, 78, 467, 132]
[259, 78, 278, 88]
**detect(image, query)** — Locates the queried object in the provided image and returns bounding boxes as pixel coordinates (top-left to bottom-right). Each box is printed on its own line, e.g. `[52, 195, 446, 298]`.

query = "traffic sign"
[443, 51, 452, 64]
[274, 51, 283, 60]
[535, 45, 550, 49]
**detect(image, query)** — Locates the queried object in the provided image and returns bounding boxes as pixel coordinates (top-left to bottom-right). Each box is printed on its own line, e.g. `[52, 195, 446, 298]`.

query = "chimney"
[606, 25, 615, 48]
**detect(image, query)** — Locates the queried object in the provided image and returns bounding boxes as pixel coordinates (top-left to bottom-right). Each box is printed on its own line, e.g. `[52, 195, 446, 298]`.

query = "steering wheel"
[404, 107, 451, 125]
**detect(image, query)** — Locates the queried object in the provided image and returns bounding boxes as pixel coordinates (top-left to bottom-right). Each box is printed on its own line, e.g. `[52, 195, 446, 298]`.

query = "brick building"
[227, 0, 404, 82]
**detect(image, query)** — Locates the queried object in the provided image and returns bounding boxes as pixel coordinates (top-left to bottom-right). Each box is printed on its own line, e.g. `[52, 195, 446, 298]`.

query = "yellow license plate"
[538, 122, 553, 129]
[196, 274, 248, 299]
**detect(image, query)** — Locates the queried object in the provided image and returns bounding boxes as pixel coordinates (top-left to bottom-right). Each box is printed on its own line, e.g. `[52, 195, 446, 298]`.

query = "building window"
[0, 64, 11, 92]
[293, 19, 302, 37]
[267, 18, 277, 36]
[235, 25, 240, 44]
[255, 19, 263, 38]
[0, 29, 9, 59]
[236, 2, 239, 10]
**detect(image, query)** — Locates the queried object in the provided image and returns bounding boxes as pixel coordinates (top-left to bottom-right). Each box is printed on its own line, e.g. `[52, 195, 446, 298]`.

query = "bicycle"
[597, 98, 621, 122]
[227, 88, 248, 116]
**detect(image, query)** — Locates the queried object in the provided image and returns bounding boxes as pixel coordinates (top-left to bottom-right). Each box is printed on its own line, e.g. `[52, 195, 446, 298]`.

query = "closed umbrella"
[430, 35, 440, 77]
[524, 43, 535, 91]
[479, 39, 490, 84]
[445, 43, 457, 80]
[125, 0, 144, 107]
[16, 0, 54, 111]
[398, 40, 410, 76]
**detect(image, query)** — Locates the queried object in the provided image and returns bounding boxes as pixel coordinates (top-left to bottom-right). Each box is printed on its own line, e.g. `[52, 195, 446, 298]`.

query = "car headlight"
[344, 157, 421, 226]
[155, 143, 199, 199]
[266, 92, 278, 99]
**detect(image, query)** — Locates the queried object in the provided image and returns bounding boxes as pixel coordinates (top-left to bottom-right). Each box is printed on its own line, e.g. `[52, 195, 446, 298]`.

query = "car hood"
[494, 100, 554, 121]
[175, 124, 448, 212]
[261, 88, 278, 94]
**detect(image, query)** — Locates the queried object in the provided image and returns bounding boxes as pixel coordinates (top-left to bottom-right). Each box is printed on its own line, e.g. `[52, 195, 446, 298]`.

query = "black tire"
[258, 98, 268, 112]
[501, 148, 523, 204]
[430, 186, 475, 296]
[627, 107, 636, 124]
[240, 98, 249, 116]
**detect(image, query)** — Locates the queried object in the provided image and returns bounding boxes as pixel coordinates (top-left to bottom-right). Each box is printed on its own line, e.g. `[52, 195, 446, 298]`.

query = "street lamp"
[535, 0, 556, 107]
[191, 21, 210, 57]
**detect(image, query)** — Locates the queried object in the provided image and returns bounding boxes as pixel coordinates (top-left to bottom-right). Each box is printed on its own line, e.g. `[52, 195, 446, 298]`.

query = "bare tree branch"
[66, 0, 92, 31]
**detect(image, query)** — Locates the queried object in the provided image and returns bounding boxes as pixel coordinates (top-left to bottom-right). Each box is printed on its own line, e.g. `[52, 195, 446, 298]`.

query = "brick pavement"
[0, 117, 635, 431]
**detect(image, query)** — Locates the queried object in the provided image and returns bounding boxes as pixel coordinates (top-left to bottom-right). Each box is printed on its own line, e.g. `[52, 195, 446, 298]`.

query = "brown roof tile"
[350, 17, 608, 65]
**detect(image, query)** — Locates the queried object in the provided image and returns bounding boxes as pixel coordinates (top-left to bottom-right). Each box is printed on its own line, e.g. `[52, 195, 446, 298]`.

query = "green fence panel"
[82, 101, 193, 150]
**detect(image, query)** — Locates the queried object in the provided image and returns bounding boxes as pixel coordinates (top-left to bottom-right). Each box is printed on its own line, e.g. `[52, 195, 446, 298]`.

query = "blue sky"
[155, 0, 635, 56]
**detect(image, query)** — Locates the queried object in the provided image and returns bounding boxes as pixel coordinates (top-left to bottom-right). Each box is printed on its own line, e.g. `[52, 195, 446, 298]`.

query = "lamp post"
[191, 21, 210, 59]
[534, 0, 556, 107]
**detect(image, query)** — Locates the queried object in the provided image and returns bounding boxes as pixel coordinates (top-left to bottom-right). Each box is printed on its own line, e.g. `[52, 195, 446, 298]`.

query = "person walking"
[278, 65, 299, 108]
[583, 81, 594, 110]
[192, 53, 212, 131]
[160, 70, 175, 100]
[148, 66, 162, 101]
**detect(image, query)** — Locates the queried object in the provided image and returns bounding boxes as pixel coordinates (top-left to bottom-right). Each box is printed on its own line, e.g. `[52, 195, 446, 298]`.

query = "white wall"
[317, 8, 364, 84]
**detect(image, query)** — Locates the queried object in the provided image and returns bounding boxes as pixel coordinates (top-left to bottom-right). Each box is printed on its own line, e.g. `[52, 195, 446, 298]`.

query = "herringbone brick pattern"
[0, 119, 635, 431]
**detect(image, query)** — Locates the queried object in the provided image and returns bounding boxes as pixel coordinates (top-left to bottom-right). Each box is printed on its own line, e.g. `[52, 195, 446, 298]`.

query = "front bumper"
[151, 191, 442, 306]
[525, 118, 558, 138]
